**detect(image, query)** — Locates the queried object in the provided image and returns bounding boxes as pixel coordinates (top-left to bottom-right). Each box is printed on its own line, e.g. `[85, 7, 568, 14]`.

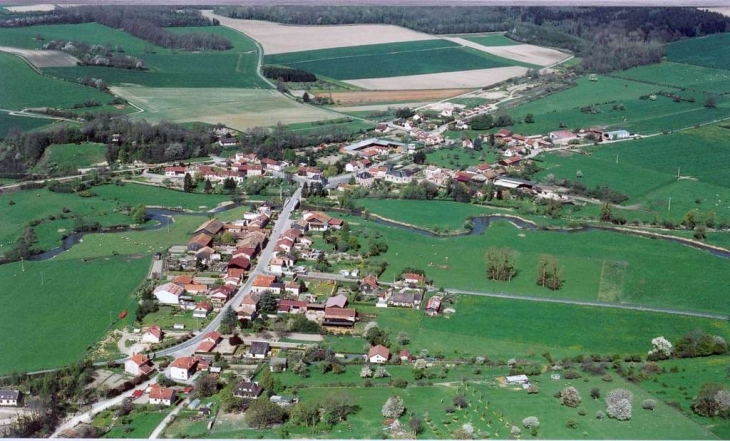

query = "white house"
[154, 282, 185, 305]
[142, 326, 163, 344]
[125, 353, 154, 376]
[384, 170, 413, 184]
[149, 385, 176, 406]
[0, 390, 20, 407]
[170, 356, 198, 381]
[368, 345, 390, 364]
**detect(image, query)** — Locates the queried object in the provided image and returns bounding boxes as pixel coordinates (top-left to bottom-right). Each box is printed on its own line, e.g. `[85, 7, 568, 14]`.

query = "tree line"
[262, 66, 317, 82]
[42, 39, 146, 70]
[0, 6, 232, 51]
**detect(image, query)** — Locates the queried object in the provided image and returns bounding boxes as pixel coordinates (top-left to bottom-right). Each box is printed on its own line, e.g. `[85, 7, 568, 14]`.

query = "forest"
[262, 66, 317, 83]
[0, 6, 232, 51]
[218, 6, 730, 73]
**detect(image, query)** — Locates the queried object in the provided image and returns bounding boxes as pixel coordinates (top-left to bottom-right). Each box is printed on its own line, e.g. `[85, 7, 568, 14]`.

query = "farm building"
[342, 138, 405, 155]
[153, 283, 186, 305]
[0, 390, 21, 406]
[149, 385, 176, 406]
[603, 129, 631, 141]
[548, 130, 578, 145]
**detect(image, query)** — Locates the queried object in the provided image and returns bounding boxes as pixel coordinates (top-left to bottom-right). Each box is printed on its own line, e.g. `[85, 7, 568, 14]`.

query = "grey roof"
[0, 390, 19, 400]
[344, 138, 405, 153]
[234, 381, 263, 396]
[249, 341, 270, 355]
[270, 357, 287, 366]
[356, 171, 373, 179]
[389, 292, 415, 304]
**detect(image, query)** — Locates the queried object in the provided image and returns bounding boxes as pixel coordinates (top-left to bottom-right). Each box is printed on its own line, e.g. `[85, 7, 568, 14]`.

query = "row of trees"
[262, 66, 317, 82]
[42, 40, 146, 69]
[485, 248, 564, 290]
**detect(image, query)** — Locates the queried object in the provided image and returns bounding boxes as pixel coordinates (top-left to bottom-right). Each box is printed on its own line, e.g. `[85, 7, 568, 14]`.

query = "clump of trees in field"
[262, 66, 317, 82]
[536, 254, 563, 290]
[43, 39, 146, 69]
[485, 247, 518, 282]
[692, 383, 730, 419]
[469, 113, 514, 131]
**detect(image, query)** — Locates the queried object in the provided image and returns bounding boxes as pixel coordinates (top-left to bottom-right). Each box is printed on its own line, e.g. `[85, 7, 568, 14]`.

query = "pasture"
[612, 61, 730, 94]
[92, 183, 229, 211]
[461, 33, 521, 46]
[0, 256, 149, 374]
[33, 142, 107, 171]
[206, 11, 438, 55]
[0, 113, 56, 139]
[0, 51, 110, 110]
[336, 209, 730, 314]
[266, 41, 526, 81]
[666, 32, 730, 70]
[425, 148, 499, 171]
[111, 86, 341, 130]
[284, 119, 375, 136]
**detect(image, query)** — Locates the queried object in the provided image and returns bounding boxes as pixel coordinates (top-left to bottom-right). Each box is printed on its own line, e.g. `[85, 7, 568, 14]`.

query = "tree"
[195, 375, 218, 398]
[258, 290, 278, 313]
[219, 306, 238, 334]
[606, 389, 633, 421]
[485, 247, 518, 282]
[374, 367, 390, 378]
[705, 95, 717, 108]
[365, 326, 389, 347]
[183, 172, 194, 193]
[692, 383, 730, 417]
[473, 136, 483, 151]
[409, 416, 424, 435]
[536, 254, 563, 290]
[397, 331, 410, 345]
[560, 386, 581, 407]
[382, 395, 405, 418]
[131, 204, 146, 224]
[291, 401, 319, 428]
[203, 178, 213, 194]
[600, 202, 613, 222]
[648, 336, 673, 359]
[453, 395, 469, 409]
[302, 92, 311, 103]
[413, 150, 427, 164]
[246, 398, 288, 428]
[522, 416, 539, 429]
[524, 113, 535, 123]
[642, 399, 656, 410]
[360, 365, 373, 378]
[590, 388, 601, 400]
[222, 177, 237, 193]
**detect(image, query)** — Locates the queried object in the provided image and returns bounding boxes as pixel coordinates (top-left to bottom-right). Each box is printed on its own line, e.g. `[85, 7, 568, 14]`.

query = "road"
[148, 397, 189, 439]
[153, 185, 303, 359]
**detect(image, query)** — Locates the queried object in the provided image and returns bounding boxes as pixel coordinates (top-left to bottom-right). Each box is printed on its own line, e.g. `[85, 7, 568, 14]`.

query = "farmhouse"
[360, 274, 380, 295]
[142, 325, 163, 344]
[195, 219, 223, 236]
[0, 390, 21, 407]
[187, 233, 213, 252]
[403, 273, 425, 285]
[603, 129, 631, 141]
[165, 166, 187, 177]
[149, 385, 176, 406]
[325, 294, 348, 309]
[233, 381, 263, 399]
[425, 296, 443, 317]
[170, 356, 199, 381]
[388, 289, 423, 308]
[247, 341, 270, 359]
[278, 299, 308, 314]
[548, 130, 578, 145]
[498, 156, 522, 167]
[153, 283, 186, 305]
[368, 345, 390, 364]
[125, 353, 154, 376]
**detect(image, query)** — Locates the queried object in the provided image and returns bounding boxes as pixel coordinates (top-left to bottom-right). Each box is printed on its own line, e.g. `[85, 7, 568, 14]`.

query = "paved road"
[149, 397, 189, 439]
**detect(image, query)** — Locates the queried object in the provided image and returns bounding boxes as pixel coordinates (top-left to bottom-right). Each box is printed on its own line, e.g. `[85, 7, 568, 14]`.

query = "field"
[0, 112, 57, 139]
[0, 46, 78, 67]
[502, 75, 730, 136]
[33, 142, 107, 171]
[666, 32, 730, 70]
[612, 61, 730, 94]
[358, 199, 506, 231]
[0, 51, 111, 110]
[325, 89, 470, 106]
[425, 148, 500, 171]
[447, 37, 569, 67]
[110, 86, 341, 130]
[0, 256, 149, 374]
[266, 40, 527, 81]
[337, 208, 730, 314]
[345, 66, 530, 90]
[93, 406, 172, 438]
[91, 183, 229, 211]
[461, 33, 521, 46]
[284, 119, 375, 136]
[206, 11, 438, 55]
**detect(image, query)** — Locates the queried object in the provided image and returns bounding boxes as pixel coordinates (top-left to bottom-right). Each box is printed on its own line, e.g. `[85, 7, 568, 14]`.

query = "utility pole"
[668, 197, 672, 211]
[616, 153, 619, 164]
[21, 257, 25, 272]
[41, 272, 44, 285]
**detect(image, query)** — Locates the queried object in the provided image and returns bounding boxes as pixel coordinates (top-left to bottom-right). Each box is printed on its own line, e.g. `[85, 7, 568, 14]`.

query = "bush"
[602, 374, 613, 382]
[577, 408, 587, 416]
[560, 387, 581, 407]
[595, 410, 605, 420]
[642, 399, 656, 410]
[590, 388, 600, 399]
[606, 389, 633, 421]
[565, 418, 579, 429]
[522, 416, 539, 429]
[564, 369, 581, 379]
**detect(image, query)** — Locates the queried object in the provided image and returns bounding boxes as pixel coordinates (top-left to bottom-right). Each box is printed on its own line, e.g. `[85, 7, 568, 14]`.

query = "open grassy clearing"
[425, 148, 500, 170]
[0, 256, 148, 374]
[33, 142, 107, 171]
[448, 37, 567, 67]
[0, 112, 57, 138]
[503, 75, 730, 136]
[629, 179, 730, 224]
[283, 119, 375, 136]
[92, 182, 229, 211]
[666, 32, 730, 71]
[461, 33, 521, 46]
[335, 210, 730, 314]
[612, 61, 730, 95]
[267, 44, 524, 81]
[93, 406, 172, 438]
[0, 51, 111, 110]
[111, 86, 340, 130]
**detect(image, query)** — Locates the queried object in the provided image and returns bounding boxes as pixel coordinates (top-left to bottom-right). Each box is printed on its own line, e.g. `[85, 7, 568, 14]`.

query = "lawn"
[501, 75, 730, 136]
[0, 51, 111, 110]
[92, 182, 230, 211]
[666, 32, 730, 71]
[461, 33, 521, 46]
[612, 61, 730, 94]
[33, 142, 107, 171]
[93, 406, 172, 438]
[0, 23, 270, 89]
[0, 256, 148, 374]
[334, 211, 730, 314]
[0, 113, 58, 139]
[265, 40, 533, 81]
[425, 148, 500, 171]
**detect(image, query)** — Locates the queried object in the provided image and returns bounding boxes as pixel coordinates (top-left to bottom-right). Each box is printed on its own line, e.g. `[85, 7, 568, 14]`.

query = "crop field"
[33, 142, 107, 171]
[461, 33, 521, 46]
[266, 41, 524, 81]
[345, 66, 530, 90]
[324, 89, 470, 106]
[612, 61, 730, 94]
[666, 32, 730, 70]
[503, 75, 730, 136]
[0, 256, 148, 374]
[448, 37, 568, 67]
[336, 210, 730, 314]
[0, 51, 111, 110]
[0, 113, 56, 138]
[111, 86, 341, 129]
[0, 46, 78, 67]
[206, 11, 438, 55]
[284, 119, 375, 136]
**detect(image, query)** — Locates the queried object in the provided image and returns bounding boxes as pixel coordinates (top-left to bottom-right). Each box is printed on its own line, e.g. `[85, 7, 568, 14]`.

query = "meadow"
[425, 148, 500, 170]
[666, 32, 730, 70]
[33, 142, 107, 171]
[0, 256, 148, 374]
[336, 210, 730, 314]
[461, 33, 521, 46]
[358, 199, 509, 231]
[93, 406, 172, 438]
[92, 183, 229, 211]
[612, 61, 730, 94]
[0, 51, 110, 110]
[265, 41, 531, 81]
[284, 119, 375, 136]
[0, 113, 57, 139]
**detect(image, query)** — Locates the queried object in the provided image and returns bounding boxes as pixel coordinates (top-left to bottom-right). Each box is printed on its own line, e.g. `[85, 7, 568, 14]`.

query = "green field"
[92, 183, 229, 211]
[425, 148, 499, 170]
[34, 142, 107, 171]
[0, 113, 58, 139]
[358, 199, 507, 231]
[0, 256, 148, 374]
[284, 119, 375, 135]
[502, 75, 730, 136]
[337, 209, 730, 314]
[612, 61, 730, 94]
[0, 23, 270, 89]
[666, 32, 730, 71]
[93, 406, 172, 438]
[462, 33, 521, 46]
[0, 51, 111, 110]
[265, 40, 534, 81]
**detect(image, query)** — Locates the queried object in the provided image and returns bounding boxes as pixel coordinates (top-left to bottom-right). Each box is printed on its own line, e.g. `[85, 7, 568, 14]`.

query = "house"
[388, 291, 420, 308]
[195, 219, 224, 236]
[251, 274, 278, 294]
[209, 286, 234, 307]
[261, 158, 283, 172]
[125, 353, 154, 376]
[548, 130, 578, 145]
[187, 233, 213, 252]
[0, 390, 21, 407]
[425, 296, 442, 317]
[496, 128, 513, 139]
[185, 284, 208, 295]
[233, 381, 263, 399]
[228, 256, 251, 271]
[149, 385, 176, 406]
[403, 273, 425, 286]
[355, 171, 374, 187]
[506, 374, 530, 385]
[247, 341, 270, 359]
[269, 357, 288, 372]
[360, 274, 380, 295]
[498, 156, 522, 167]
[325, 294, 348, 309]
[368, 345, 390, 364]
[323, 307, 357, 327]
[165, 166, 187, 177]
[172, 274, 194, 286]
[142, 325, 163, 344]
[193, 302, 213, 318]
[462, 138, 474, 149]
[194, 246, 216, 261]
[154, 282, 186, 305]
[170, 356, 199, 381]
[384, 169, 413, 184]
[302, 211, 343, 231]
[399, 350, 414, 362]
[218, 137, 237, 147]
[278, 299, 308, 314]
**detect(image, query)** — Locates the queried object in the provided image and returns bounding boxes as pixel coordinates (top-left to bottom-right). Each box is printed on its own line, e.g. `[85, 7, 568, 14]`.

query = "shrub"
[648, 336, 673, 359]
[382, 396, 405, 418]
[522, 416, 539, 429]
[510, 425, 521, 437]
[595, 410, 605, 420]
[560, 387, 581, 408]
[564, 370, 581, 379]
[642, 399, 656, 410]
[565, 418, 579, 429]
[527, 385, 539, 394]
[607, 398, 632, 421]
[602, 374, 613, 382]
[692, 383, 730, 417]
[577, 408, 587, 416]
[590, 388, 600, 399]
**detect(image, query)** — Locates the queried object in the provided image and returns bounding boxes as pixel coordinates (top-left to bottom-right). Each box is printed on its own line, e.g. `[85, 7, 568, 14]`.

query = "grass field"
[92, 183, 229, 211]
[284, 119, 375, 136]
[0, 113, 58, 138]
[358, 199, 507, 231]
[111, 86, 340, 130]
[336, 209, 730, 314]
[265, 40, 532, 81]
[0, 23, 270, 89]
[0, 51, 111, 110]
[33, 142, 107, 171]
[666, 32, 730, 71]
[502, 75, 730, 136]
[612, 61, 730, 94]
[461, 33, 521, 46]
[93, 406, 172, 438]
[425, 148, 500, 170]
[0, 256, 148, 374]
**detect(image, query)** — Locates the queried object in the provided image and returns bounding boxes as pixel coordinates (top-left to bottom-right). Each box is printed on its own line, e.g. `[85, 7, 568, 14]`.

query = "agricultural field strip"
[609, 61, 730, 95]
[445, 36, 568, 67]
[0, 46, 79, 67]
[345, 66, 529, 90]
